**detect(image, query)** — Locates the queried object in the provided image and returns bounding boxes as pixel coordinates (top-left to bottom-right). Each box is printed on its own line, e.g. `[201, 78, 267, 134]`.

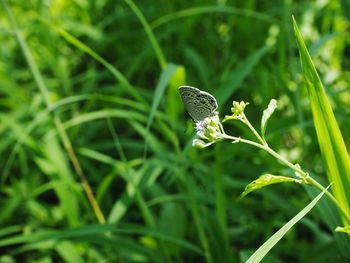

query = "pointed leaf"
[144, 63, 178, 155]
[146, 63, 178, 132]
[240, 174, 303, 198]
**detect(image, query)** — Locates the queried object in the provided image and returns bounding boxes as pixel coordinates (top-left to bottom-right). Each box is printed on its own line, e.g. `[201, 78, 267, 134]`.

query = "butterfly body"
[179, 86, 218, 122]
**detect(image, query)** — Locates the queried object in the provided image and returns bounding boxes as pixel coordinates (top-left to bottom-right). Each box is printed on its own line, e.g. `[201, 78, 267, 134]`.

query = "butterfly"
[179, 86, 218, 122]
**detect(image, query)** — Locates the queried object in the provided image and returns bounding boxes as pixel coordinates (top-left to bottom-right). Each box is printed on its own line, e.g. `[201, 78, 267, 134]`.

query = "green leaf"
[261, 99, 277, 141]
[246, 185, 331, 263]
[240, 174, 303, 198]
[143, 63, 180, 156]
[293, 16, 350, 225]
[145, 63, 178, 134]
[335, 226, 350, 234]
[167, 64, 186, 124]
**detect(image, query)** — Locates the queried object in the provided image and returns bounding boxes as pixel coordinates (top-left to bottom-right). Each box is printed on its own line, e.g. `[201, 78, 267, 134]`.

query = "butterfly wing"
[179, 86, 218, 122]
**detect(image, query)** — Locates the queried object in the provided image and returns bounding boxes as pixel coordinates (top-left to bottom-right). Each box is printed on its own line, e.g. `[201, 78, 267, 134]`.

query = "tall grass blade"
[293, 16, 350, 225]
[124, 0, 167, 69]
[144, 64, 178, 155]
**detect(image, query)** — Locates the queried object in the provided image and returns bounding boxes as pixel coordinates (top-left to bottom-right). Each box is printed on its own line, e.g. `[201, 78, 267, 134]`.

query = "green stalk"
[242, 115, 265, 145]
[220, 115, 350, 224]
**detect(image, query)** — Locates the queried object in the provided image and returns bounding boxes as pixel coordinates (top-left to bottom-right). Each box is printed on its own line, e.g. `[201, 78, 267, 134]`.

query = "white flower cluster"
[192, 114, 225, 148]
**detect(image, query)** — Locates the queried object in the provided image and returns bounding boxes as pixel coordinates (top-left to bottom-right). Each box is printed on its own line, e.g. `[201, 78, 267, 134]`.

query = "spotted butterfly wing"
[179, 86, 218, 122]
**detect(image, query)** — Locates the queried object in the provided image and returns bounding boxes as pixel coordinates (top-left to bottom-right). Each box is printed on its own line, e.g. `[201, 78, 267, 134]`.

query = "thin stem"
[220, 133, 350, 223]
[242, 115, 266, 145]
[260, 144, 304, 176]
[54, 117, 106, 224]
[262, 144, 350, 222]
[220, 134, 265, 150]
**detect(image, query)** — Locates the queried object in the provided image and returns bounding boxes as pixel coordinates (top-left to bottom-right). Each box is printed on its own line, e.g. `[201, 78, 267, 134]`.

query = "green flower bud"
[223, 101, 249, 122]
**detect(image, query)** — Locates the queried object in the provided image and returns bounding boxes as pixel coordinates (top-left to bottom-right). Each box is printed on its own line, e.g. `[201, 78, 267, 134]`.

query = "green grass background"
[1, 0, 350, 262]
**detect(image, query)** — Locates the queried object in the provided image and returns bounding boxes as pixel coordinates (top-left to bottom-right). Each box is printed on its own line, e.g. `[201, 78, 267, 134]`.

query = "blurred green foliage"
[0, 0, 349, 262]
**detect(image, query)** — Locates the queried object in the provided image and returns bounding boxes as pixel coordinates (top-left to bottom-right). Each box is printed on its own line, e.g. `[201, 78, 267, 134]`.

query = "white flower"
[192, 114, 225, 148]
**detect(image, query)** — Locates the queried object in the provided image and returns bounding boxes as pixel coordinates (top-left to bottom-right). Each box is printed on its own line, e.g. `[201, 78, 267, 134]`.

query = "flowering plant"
[189, 98, 349, 224]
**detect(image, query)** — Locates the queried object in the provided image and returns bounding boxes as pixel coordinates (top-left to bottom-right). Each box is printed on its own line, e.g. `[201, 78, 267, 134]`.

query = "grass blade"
[246, 185, 330, 263]
[293, 16, 350, 225]
[144, 64, 178, 155]
[150, 5, 275, 29]
[124, 0, 167, 69]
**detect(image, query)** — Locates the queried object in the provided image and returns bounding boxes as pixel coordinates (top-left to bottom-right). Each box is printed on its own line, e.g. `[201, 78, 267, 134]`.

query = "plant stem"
[220, 133, 350, 223]
[262, 143, 350, 223]
[242, 115, 266, 145]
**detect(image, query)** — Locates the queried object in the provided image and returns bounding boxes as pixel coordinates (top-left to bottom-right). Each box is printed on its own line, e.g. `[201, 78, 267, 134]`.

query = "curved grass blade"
[150, 6, 275, 29]
[124, 0, 167, 69]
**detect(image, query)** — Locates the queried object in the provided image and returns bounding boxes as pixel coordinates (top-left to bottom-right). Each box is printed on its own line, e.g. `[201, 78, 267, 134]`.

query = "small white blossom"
[192, 114, 225, 148]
